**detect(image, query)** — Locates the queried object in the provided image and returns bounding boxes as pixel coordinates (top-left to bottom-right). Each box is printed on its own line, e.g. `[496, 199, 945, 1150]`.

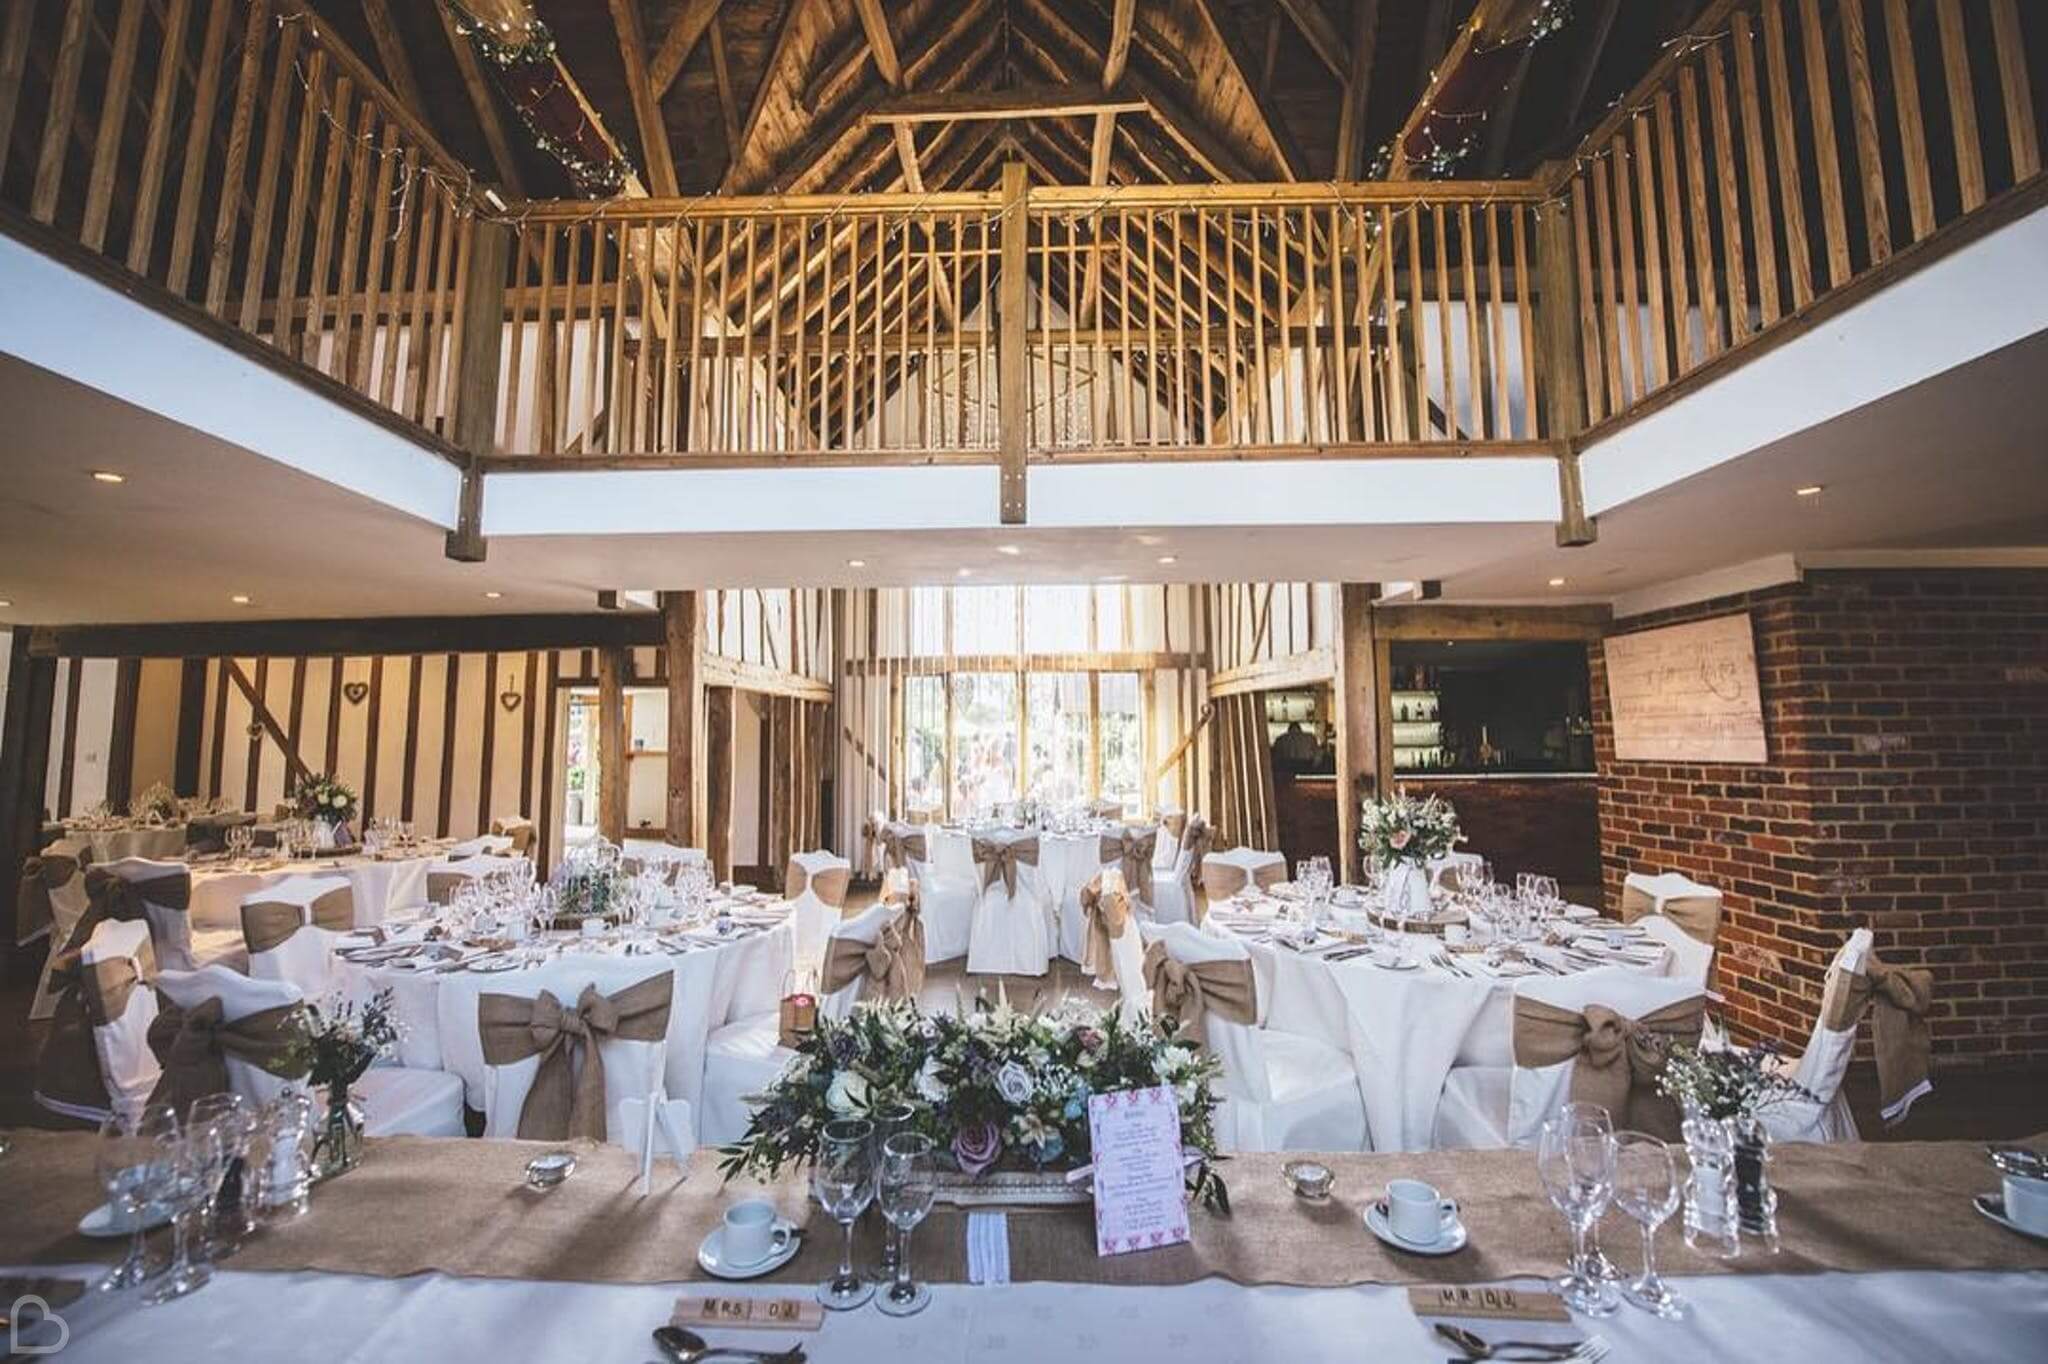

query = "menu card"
[1087, 1084, 1190, 1256]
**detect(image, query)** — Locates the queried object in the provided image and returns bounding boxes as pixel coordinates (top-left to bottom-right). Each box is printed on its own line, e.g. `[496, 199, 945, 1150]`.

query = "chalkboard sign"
[1602, 613, 1767, 763]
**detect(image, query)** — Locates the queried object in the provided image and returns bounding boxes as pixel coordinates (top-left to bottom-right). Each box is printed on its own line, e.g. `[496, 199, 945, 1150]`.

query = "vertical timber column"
[596, 645, 627, 844]
[705, 686, 735, 882]
[1534, 195, 1595, 547]
[446, 218, 511, 563]
[768, 697, 794, 890]
[1333, 582, 1383, 883]
[996, 161, 1030, 525]
[663, 590, 704, 848]
[0, 632, 58, 944]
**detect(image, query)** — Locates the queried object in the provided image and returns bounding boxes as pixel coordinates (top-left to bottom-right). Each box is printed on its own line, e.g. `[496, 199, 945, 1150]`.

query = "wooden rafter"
[1386, 0, 1551, 181]
[1102, 0, 1137, 88]
[609, 0, 680, 195]
[1333, 0, 1382, 179]
[648, 0, 726, 100]
[850, 0, 902, 89]
[865, 85, 1147, 127]
[1275, 0, 1349, 84]
[1186, 0, 1304, 178]
[360, 0, 429, 118]
[724, 0, 818, 192]
[435, 1, 525, 192]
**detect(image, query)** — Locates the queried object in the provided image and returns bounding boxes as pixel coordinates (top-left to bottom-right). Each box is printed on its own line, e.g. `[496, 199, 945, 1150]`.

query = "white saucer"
[1974, 1193, 2048, 1242]
[696, 1220, 802, 1279]
[1364, 1200, 1468, 1256]
[1369, 950, 1420, 971]
[78, 1199, 172, 1238]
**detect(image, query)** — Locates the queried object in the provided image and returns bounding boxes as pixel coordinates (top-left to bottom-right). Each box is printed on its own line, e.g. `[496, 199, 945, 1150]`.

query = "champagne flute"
[1536, 1114, 1620, 1318]
[813, 1117, 877, 1310]
[1613, 1131, 1688, 1319]
[870, 1102, 917, 1281]
[876, 1133, 937, 1317]
[95, 1106, 177, 1291]
[1559, 1100, 1622, 1281]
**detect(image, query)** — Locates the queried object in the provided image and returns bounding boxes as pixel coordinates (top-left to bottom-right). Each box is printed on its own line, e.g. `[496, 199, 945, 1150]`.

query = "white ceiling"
[2, 328, 2045, 628]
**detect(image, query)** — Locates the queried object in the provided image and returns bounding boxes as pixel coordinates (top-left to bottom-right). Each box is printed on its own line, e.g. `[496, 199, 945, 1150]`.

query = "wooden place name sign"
[672, 1294, 825, 1332]
[1407, 1284, 1573, 1322]
[1602, 612, 1768, 764]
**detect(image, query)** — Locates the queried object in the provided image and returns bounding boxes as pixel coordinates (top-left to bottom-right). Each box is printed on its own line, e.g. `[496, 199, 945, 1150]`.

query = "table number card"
[1087, 1084, 1190, 1257]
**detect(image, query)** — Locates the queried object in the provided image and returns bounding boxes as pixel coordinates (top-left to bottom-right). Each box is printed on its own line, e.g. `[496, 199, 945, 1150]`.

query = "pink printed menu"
[1087, 1084, 1190, 1257]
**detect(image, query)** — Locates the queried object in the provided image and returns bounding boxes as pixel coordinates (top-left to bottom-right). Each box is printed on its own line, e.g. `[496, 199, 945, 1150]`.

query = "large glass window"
[1023, 586, 1090, 653]
[1026, 673, 1090, 804]
[950, 673, 1018, 816]
[904, 675, 947, 815]
[1097, 672, 1141, 814]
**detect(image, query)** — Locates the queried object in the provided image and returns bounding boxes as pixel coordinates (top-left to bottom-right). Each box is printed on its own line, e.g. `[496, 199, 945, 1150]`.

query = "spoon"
[652, 1325, 805, 1364]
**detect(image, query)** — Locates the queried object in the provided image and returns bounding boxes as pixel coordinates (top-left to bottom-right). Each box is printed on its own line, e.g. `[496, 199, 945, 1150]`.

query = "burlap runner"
[5, 1130, 2045, 1288]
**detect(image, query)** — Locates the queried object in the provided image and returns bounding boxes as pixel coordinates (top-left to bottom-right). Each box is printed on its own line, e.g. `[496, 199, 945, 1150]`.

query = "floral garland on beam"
[1384, 0, 1576, 179]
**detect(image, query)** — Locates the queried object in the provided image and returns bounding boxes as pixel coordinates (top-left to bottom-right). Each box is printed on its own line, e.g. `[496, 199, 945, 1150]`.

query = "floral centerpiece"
[130, 780, 182, 825]
[1657, 1042, 1811, 1122]
[719, 998, 1231, 1212]
[1359, 789, 1462, 921]
[276, 989, 401, 1178]
[290, 772, 359, 847]
[549, 846, 629, 922]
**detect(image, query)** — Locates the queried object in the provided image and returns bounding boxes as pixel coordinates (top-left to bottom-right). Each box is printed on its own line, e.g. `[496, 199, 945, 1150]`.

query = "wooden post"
[662, 590, 703, 848]
[767, 696, 793, 889]
[596, 644, 626, 843]
[1332, 582, 1382, 883]
[445, 219, 511, 563]
[173, 658, 208, 795]
[705, 685, 734, 882]
[997, 161, 1029, 525]
[105, 657, 142, 812]
[1, 631, 58, 943]
[1534, 193, 1596, 547]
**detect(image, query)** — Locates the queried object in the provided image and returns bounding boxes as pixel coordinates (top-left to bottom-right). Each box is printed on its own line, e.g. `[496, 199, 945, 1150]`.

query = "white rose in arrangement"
[914, 1056, 949, 1103]
[781, 1053, 813, 1084]
[1154, 1045, 1194, 1081]
[825, 1070, 870, 1115]
[995, 1060, 1034, 1106]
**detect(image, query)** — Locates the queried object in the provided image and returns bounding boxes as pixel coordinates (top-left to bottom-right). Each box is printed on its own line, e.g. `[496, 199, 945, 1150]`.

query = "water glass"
[1536, 1113, 1619, 1317]
[188, 1093, 259, 1255]
[876, 1133, 937, 1317]
[870, 1103, 918, 1279]
[813, 1118, 877, 1310]
[1613, 1131, 1689, 1319]
[96, 1106, 178, 1291]
[146, 1119, 226, 1304]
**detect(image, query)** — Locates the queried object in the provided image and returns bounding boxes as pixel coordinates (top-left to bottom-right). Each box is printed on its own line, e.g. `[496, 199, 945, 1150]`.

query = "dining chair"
[241, 875, 354, 998]
[1427, 850, 1485, 889]
[1433, 972, 1706, 1150]
[474, 960, 675, 1144]
[698, 902, 907, 1147]
[884, 819, 974, 963]
[489, 816, 537, 855]
[1198, 843, 1284, 908]
[424, 853, 532, 905]
[91, 857, 198, 971]
[25, 837, 93, 1021]
[153, 965, 467, 1136]
[1148, 815, 1208, 926]
[784, 848, 852, 974]
[965, 831, 1052, 976]
[1620, 871, 1724, 995]
[32, 917, 160, 1127]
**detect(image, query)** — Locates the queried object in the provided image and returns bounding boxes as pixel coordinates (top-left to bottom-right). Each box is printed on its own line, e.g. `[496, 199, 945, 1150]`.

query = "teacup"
[2005, 1173, 2048, 1234]
[1387, 1178, 1459, 1246]
[722, 1199, 792, 1267]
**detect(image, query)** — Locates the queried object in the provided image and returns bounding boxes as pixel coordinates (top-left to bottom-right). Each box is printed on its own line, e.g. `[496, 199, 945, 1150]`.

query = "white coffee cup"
[721, 1199, 791, 1267]
[1445, 924, 1469, 948]
[1387, 1178, 1459, 1246]
[2005, 1173, 2048, 1234]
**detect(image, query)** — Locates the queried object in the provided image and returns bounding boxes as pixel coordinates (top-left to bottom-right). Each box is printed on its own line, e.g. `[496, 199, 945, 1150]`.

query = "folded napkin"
[967, 1212, 1011, 1285]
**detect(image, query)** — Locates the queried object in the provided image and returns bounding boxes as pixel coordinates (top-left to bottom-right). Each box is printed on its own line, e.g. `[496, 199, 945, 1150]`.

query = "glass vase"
[1730, 1115, 1780, 1253]
[1679, 1109, 1741, 1259]
[311, 1083, 364, 1181]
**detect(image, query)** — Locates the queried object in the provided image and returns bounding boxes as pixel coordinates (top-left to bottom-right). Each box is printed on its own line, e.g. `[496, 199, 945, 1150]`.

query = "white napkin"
[967, 1211, 1010, 1285]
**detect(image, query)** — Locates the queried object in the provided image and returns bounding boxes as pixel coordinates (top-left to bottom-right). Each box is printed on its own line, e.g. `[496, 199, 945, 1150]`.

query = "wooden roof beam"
[1333, 0, 1382, 179]
[435, 2, 526, 193]
[1103, 0, 1137, 88]
[850, 0, 903, 88]
[648, 0, 726, 100]
[864, 85, 1147, 127]
[1275, 0, 1350, 84]
[1187, 0, 1305, 178]
[707, 13, 741, 156]
[360, 0, 430, 118]
[609, 0, 680, 195]
[1385, 0, 1552, 181]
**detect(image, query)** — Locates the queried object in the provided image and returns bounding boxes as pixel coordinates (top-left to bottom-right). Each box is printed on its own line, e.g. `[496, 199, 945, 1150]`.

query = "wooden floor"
[2, 934, 2040, 1146]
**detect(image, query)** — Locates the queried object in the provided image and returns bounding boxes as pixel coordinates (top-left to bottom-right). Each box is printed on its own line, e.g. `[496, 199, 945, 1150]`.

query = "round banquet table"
[1205, 892, 1672, 1152]
[926, 825, 1108, 963]
[334, 918, 794, 1115]
[62, 824, 188, 862]
[11, 1266, 2044, 1364]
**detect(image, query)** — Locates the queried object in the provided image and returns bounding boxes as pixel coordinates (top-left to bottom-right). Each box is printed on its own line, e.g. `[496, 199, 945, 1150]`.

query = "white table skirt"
[14, 1266, 2044, 1363]
[1210, 909, 1668, 1153]
[337, 921, 794, 1112]
[65, 825, 188, 861]
[928, 827, 1107, 962]
[187, 855, 439, 932]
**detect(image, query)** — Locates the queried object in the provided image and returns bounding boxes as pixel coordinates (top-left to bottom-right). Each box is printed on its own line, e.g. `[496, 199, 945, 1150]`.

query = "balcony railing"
[2, 0, 2040, 484]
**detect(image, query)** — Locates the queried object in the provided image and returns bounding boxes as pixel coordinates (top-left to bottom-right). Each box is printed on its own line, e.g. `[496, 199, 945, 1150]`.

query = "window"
[1097, 672, 1141, 814]
[952, 586, 1019, 655]
[950, 673, 1018, 816]
[1026, 673, 1090, 804]
[904, 675, 946, 815]
[1023, 586, 1090, 653]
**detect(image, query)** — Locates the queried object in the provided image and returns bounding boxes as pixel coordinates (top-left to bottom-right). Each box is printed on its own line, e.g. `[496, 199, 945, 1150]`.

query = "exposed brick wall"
[1400, 776, 1603, 902]
[1592, 569, 2048, 1072]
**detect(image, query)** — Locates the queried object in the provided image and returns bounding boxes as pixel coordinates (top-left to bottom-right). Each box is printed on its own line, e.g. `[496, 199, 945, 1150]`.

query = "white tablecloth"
[64, 825, 187, 861]
[187, 855, 438, 933]
[13, 1266, 2044, 1363]
[1209, 900, 1668, 1152]
[928, 827, 1107, 962]
[337, 920, 794, 1113]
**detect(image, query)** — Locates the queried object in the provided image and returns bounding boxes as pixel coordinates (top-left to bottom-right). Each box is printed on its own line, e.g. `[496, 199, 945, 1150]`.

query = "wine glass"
[813, 1117, 877, 1310]
[188, 1093, 258, 1256]
[870, 1102, 917, 1281]
[146, 1117, 226, 1304]
[1536, 1112, 1620, 1318]
[1559, 1101, 1621, 1280]
[95, 1106, 177, 1291]
[876, 1132, 937, 1317]
[1613, 1131, 1688, 1319]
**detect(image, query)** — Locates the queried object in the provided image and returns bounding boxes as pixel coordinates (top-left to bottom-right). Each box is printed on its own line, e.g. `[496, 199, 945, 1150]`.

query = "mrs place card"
[1087, 1084, 1190, 1256]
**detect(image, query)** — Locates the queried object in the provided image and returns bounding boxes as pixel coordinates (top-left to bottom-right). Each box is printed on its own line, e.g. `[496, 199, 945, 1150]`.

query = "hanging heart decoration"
[245, 722, 264, 740]
[342, 681, 370, 705]
[500, 690, 523, 712]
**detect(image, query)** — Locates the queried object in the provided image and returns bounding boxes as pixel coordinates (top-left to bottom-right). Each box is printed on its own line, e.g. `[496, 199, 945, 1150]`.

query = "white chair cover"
[1149, 818, 1205, 926]
[424, 853, 533, 905]
[891, 823, 974, 964]
[1136, 921, 1368, 1153]
[476, 957, 674, 1145]
[785, 849, 851, 974]
[1762, 928, 1874, 1143]
[152, 967, 304, 1108]
[85, 919, 162, 1126]
[98, 856, 196, 971]
[965, 832, 1053, 976]
[1199, 846, 1285, 904]
[242, 875, 352, 999]
[1433, 971, 1707, 1150]
[698, 904, 900, 1148]
[27, 838, 93, 1021]
[1622, 871, 1723, 992]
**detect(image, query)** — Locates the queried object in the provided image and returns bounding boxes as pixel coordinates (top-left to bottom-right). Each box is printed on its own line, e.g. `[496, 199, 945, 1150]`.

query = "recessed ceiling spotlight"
[1795, 484, 1824, 497]
[846, 558, 867, 569]
[91, 470, 125, 484]
[956, 567, 973, 578]
[1548, 576, 1567, 588]
[996, 544, 1021, 556]
[0, 599, 12, 608]
[230, 593, 251, 605]
[1157, 555, 1178, 565]
[1134, 533, 1165, 547]
[483, 590, 503, 599]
